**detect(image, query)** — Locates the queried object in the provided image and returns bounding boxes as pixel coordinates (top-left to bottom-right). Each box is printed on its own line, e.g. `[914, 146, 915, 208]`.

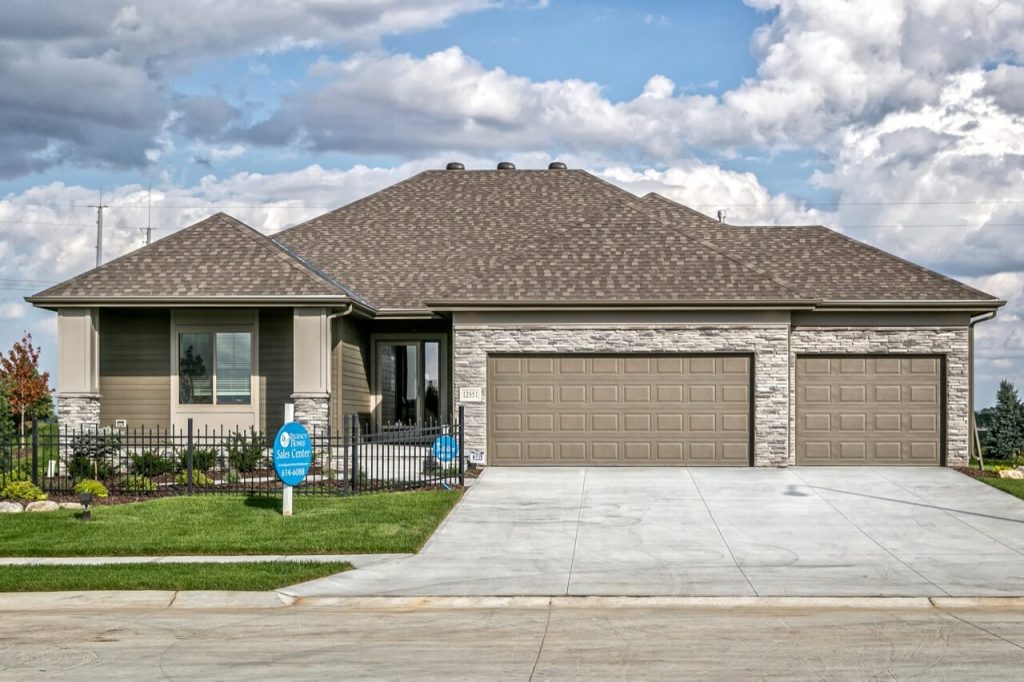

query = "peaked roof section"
[636, 193, 999, 303]
[433, 196, 809, 304]
[275, 169, 647, 308]
[29, 212, 356, 305]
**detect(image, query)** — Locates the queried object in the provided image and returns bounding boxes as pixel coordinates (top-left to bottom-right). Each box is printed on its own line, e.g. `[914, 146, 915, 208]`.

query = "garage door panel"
[488, 353, 751, 466]
[796, 354, 941, 466]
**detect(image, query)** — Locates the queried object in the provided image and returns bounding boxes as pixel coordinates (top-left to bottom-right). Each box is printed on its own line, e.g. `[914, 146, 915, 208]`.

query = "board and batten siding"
[331, 316, 372, 428]
[259, 308, 293, 436]
[98, 309, 171, 429]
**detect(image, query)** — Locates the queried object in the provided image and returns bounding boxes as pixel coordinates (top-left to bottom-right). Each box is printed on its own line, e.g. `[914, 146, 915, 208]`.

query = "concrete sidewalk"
[0, 554, 407, 567]
[285, 466, 1024, 597]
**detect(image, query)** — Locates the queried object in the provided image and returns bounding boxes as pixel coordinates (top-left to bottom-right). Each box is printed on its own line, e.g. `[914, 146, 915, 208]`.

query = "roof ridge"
[811, 225, 997, 301]
[273, 170, 432, 240]
[203, 214, 351, 298]
[613, 196, 812, 300]
[29, 212, 233, 300]
[641, 192, 721, 223]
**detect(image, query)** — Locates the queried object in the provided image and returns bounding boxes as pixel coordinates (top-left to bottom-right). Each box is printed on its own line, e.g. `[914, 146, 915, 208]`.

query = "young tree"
[987, 379, 1024, 461]
[0, 379, 14, 448]
[0, 334, 52, 443]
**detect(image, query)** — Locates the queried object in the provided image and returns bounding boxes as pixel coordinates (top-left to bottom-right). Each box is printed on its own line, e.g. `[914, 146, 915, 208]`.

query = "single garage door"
[796, 355, 943, 465]
[487, 354, 751, 466]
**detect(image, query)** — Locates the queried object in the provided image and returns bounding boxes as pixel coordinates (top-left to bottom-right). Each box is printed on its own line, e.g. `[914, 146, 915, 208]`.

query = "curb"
[0, 554, 409, 567]
[2, 593, 1023, 612]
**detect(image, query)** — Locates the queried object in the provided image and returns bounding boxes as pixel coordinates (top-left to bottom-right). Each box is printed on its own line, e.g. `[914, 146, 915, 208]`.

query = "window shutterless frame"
[370, 333, 449, 429]
[169, 310, 259, 433]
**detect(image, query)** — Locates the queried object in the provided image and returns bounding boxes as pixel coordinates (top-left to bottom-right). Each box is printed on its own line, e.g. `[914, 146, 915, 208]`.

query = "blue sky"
[1, 0, 1023, 405]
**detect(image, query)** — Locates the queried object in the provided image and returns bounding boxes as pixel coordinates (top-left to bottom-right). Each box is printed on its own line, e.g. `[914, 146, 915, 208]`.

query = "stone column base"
[57, 393, 101, 431]
[291, 392, 330, 433]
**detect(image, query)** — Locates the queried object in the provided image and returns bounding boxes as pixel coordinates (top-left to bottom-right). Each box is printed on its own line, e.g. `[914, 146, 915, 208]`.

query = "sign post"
[274, 407, 312, 517]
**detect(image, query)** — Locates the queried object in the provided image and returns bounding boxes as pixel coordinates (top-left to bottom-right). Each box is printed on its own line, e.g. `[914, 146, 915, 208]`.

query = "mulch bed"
[955, 466, 997, 480]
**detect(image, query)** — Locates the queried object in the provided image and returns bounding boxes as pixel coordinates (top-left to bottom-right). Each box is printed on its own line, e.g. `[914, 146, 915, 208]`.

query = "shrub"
[121, 475, 157, 493]
[178, 447, 218, 472]
[73, 479, 109, 498]
[68, 428, 121, 480]
[2, 465, 29, 484]
[130, 450, 174, 476]
[1, 480, 47, 502]
[227, 429, 266, 473]
[174, 470, 213, 487]
[1012, 452, 1024, 469]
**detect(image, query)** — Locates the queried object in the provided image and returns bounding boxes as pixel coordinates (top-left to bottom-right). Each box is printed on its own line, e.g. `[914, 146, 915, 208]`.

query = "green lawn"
[977, 477, 1024, 502]
[0, 561, 351, 592]
[0, 491, 461, 557]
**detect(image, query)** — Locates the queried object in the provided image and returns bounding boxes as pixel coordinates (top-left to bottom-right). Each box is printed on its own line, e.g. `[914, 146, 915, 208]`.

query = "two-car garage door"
[485, 352, 944, 467]
[487, 354, 751, 466]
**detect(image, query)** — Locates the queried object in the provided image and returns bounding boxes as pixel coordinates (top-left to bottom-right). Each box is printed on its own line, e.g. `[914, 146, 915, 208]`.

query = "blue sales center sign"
[273, 421, 313, 487]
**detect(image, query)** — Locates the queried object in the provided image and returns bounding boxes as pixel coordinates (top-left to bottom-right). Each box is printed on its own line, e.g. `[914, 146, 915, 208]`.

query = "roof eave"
[814, 299, 1006, 312]
[424, 299, 820, 312]
[26, 295, 376, 314]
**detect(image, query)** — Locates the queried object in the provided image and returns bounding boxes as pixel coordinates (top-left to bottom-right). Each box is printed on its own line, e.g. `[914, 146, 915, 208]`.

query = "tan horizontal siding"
[99, 309, 171, 430]
[332, 317, 371, 429]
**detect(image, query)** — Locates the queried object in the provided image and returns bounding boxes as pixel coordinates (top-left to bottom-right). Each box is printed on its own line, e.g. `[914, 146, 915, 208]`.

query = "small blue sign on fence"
[432, 434, 459, 463]
[273, 422, 313, 487]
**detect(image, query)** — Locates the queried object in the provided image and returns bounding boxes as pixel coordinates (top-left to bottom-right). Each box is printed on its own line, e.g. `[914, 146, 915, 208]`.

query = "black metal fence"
[0, 408, 465, 498]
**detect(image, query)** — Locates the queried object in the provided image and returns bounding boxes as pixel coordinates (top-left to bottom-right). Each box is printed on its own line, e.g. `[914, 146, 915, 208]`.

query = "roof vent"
[496, 161, 516, 170]
[548, 161, 567, 170]
[445, 162, 465, 170]
[717, 209, 727, 223]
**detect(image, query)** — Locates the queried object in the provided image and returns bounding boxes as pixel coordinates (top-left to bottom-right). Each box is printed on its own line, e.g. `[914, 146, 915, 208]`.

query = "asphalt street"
[1, 600, 1022, 680]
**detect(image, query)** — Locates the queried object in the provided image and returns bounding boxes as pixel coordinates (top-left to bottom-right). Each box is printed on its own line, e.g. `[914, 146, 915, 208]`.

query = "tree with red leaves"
[0, 333, 52, 443]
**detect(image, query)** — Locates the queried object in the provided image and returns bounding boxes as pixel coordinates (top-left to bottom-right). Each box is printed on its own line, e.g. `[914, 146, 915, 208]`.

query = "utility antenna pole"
[139, 184, 153, 246]
[88, 188, 108, 267]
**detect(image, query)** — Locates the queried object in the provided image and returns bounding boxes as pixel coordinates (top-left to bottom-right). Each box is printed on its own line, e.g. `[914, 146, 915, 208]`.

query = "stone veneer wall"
[57, 393, 101, 431]
[453, 325, 791, 467]
[291, 392, 330, 433]
[789, 327, 970, 467]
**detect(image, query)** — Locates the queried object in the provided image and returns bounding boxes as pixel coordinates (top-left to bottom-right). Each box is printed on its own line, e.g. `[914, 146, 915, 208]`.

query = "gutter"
[814, 299, 1006, 312]
[968, 310, 998, 465]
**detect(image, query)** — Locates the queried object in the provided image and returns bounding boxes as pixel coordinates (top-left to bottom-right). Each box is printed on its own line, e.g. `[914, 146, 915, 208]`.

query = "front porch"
[54, 306, 455, 437]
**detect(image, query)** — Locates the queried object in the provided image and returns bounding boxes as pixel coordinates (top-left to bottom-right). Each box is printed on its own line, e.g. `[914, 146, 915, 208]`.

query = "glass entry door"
[377, 339, 445, 426]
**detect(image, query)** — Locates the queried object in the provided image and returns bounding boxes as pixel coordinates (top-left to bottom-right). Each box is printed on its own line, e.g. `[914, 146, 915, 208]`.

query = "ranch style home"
[28, 163, 1003, 468]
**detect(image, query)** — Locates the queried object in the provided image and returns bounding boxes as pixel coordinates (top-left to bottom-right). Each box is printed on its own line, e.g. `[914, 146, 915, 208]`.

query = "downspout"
[325, 304, 355, 433]
[968, 311, 997, 467]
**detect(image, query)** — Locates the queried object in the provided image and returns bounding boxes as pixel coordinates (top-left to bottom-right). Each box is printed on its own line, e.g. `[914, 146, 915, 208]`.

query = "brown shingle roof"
[435, 197, 807, 303]
[31, 168, 1000, 309]
[637, 193, 998, 302]
[275, 169, 644, 308]
[29, 213, 353, 303]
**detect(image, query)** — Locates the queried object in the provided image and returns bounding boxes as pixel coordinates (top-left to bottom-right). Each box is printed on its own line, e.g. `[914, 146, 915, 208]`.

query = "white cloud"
[0, 0, 497, 175]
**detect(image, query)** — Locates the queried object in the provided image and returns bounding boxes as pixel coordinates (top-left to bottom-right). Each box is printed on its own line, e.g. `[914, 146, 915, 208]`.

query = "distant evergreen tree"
[988, 380, 1024, 460]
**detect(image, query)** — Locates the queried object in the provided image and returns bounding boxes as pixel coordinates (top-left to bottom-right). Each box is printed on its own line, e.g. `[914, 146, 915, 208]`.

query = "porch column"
[56, 308, 101, 430]
[291, 307, 330, 432]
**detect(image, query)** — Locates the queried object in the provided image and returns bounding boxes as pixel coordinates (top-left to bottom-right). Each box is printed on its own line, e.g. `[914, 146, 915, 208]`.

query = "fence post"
[351, 414, 360, 495]
[31, 417, 39, 486]
[458, 405, 465, 487]
[342, 415, 350, 496]
[186, 418, 194, 495]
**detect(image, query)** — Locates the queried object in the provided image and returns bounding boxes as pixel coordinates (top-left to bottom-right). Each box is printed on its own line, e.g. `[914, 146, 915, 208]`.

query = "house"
[28, 163, 1003, 467]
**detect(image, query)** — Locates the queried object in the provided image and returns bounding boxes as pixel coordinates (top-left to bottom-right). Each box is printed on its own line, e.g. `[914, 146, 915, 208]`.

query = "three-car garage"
[484, 352, 945, 467]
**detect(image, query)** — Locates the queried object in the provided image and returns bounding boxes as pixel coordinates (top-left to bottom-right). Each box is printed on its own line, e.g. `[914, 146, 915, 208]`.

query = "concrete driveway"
[286, 467, 1024, 598]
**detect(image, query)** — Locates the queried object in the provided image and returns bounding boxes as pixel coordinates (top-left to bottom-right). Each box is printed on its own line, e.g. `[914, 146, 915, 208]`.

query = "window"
[377, 338, 446, 426]
[179, 332, 252, 405]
